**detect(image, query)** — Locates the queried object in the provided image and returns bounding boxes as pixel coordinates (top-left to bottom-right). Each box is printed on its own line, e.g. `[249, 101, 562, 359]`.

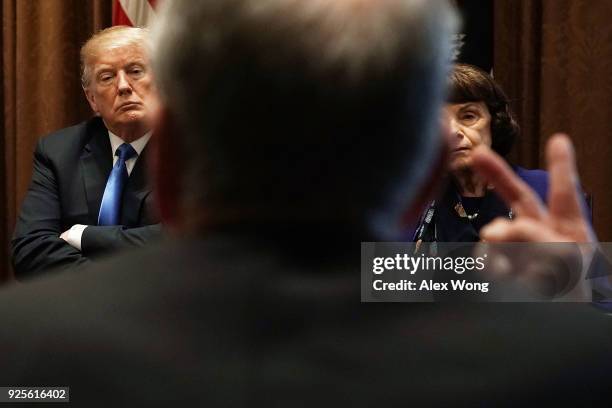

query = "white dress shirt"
[62, 131, 152, 250]
[108, 130, 152, 175]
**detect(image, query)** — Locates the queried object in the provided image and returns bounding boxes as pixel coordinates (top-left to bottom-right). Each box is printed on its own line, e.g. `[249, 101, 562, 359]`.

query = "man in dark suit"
[0, 0, 610, 406]
[12, 26, 161, 279]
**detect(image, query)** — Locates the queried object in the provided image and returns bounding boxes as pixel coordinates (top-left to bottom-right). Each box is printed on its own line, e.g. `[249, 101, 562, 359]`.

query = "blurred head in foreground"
[151, 0, 457, 239]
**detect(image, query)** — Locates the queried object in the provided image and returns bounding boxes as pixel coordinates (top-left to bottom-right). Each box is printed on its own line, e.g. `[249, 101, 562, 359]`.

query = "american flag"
[113, 0, 158, 27]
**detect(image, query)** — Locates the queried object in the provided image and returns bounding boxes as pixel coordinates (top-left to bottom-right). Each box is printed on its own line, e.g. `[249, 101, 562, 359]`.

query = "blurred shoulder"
[37, 117, 106, 153]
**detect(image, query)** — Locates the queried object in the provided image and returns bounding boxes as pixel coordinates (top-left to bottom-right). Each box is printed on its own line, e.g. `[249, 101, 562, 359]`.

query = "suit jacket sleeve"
[81, 223, 163, 258]
[12, 139, 91, 279]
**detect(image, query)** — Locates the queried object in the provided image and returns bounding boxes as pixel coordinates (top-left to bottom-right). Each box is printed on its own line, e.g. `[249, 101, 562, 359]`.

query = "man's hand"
[470, 134, 596, 300]
[471, 133, 595, 243]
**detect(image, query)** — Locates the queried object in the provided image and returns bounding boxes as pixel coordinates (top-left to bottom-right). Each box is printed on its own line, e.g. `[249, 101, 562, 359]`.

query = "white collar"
[108, 131, 152, 157]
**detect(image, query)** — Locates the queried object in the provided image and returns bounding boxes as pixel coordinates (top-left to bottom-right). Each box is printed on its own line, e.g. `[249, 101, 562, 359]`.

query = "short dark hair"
[447, 63, 519, 157]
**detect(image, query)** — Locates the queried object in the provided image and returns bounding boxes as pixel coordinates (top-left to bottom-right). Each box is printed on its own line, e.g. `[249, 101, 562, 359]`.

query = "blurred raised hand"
[471, 133, 595, 244]
[470, 134, 596, 300]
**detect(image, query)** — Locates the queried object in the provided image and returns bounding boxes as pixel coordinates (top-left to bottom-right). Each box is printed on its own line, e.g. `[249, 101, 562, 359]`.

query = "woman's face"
[444, 101, 492, 172]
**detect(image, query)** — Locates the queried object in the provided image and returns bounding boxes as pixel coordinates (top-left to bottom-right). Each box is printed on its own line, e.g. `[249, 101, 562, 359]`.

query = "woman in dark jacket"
[414, 63, 548, 243]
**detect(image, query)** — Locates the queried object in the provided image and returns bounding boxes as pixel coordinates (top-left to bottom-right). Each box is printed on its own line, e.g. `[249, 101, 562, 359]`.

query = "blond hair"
[80, 26, 151, 88]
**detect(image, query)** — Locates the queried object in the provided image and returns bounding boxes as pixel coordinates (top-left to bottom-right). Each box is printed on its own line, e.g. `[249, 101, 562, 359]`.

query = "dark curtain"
[495, 0, 612, 240]
[456, 0, 494, 73]
[1, 0, 111, 282]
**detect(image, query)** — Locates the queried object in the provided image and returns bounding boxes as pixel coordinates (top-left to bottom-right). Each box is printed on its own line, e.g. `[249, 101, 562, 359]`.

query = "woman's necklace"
[454, 202, 478, 220]
[455, 194, 514, 221]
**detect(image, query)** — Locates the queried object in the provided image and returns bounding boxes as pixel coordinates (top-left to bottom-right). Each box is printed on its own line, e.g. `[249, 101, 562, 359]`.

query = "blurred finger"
[546, 134, 584, 221]
[480, 218, 561, 242]
[473, 242, 514, 280]
[471, 145, 545, 219]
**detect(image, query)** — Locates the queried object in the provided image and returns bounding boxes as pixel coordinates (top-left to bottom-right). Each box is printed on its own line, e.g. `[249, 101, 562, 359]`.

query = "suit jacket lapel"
[122, 144, 152, 227]
[80, 118, 113, 225]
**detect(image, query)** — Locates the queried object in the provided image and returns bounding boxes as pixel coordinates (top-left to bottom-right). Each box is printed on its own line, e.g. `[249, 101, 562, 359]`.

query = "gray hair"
[151, 0, 458, 238]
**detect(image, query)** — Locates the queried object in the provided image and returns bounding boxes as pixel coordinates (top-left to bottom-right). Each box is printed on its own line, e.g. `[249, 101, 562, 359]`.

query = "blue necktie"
[98, 143, 138, 226]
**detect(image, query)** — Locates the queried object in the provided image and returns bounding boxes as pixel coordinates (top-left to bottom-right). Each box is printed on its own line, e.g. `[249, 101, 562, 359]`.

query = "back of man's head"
[151, 0, 457, 239]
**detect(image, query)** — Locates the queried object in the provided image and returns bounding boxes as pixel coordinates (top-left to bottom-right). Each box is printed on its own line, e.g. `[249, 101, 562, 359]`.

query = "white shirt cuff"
[64, 224, 87, 251]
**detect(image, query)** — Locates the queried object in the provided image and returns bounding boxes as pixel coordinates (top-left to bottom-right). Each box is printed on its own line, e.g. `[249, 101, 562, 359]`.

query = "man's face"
[84, 43, 154, 139]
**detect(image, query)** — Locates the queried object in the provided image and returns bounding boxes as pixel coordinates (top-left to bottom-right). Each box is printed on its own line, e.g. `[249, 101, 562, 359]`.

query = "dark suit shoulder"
[37, 117, 107, 158]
